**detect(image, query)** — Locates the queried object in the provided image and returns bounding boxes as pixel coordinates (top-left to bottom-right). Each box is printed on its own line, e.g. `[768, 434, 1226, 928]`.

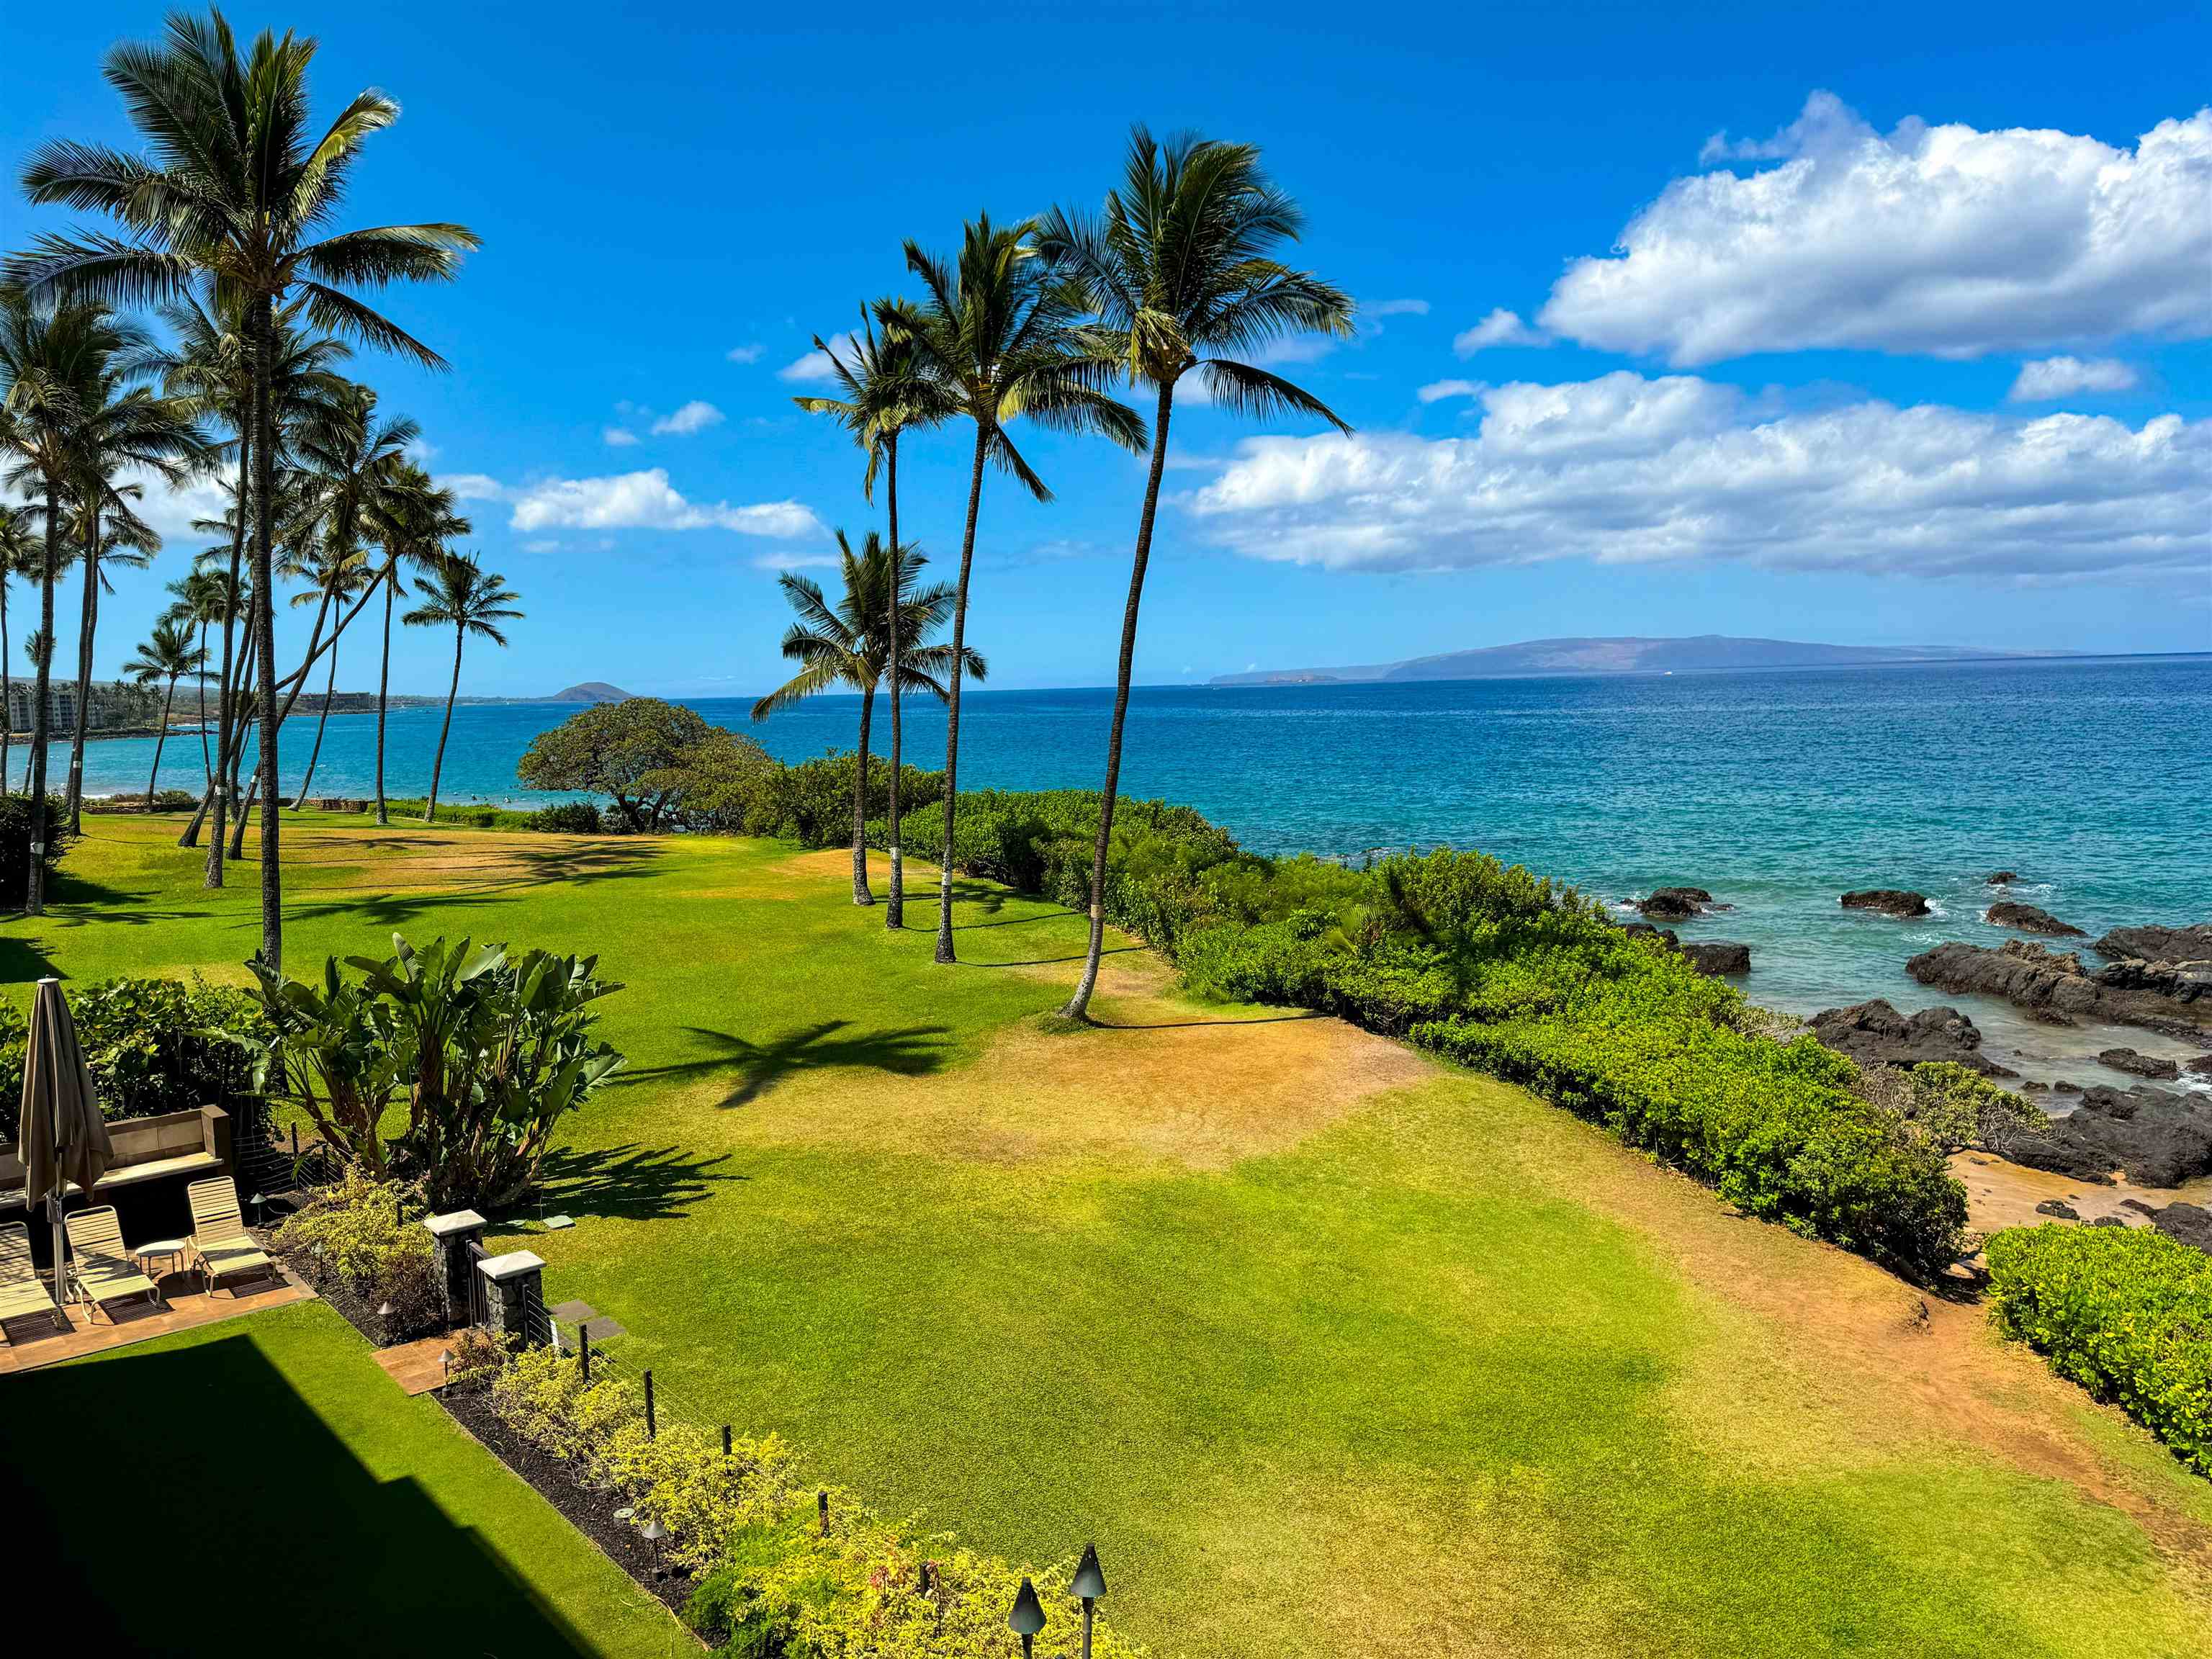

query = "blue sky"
[4, 0, 2206, 696]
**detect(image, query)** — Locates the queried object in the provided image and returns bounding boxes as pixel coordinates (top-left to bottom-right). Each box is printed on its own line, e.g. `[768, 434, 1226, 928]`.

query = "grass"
[10, 808, 2212, 1658]
[0, 1298, 683, 1657]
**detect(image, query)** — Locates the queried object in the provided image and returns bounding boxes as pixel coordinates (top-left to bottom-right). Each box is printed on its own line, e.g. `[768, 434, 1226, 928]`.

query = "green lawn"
[10, 811, 2212, 1658]
[0, 1299, 683, 1657]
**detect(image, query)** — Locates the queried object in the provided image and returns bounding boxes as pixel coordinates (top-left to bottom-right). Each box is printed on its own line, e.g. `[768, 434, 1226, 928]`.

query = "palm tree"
[793, 306, 952, 928]
[894, 215, 1146, 961]
[286, 544, 372, 806]
[163, 567, 230, 793]
[364, 462, 465, 824]
[752, 531, 981, 903]
[1040, 130, 1353, 1020]
[0, 501, 37, 791]
[403, 554, 519, 822]
[124, 616, 205, 806]
[17, 9, 479, 968]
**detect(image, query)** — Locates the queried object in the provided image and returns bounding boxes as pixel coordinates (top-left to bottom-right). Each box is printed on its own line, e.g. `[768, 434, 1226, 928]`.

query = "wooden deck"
[373, 1332, 459, 1396]
[0, 1260, 314, 1374]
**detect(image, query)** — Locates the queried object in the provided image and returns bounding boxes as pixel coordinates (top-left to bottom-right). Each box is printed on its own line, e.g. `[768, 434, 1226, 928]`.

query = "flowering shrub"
[274, 1170, 441, 1337]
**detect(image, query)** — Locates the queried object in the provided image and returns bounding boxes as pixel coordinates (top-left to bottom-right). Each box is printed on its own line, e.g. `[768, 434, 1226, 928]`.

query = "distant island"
[548, 681, 634, 703]
[1208, 634, 2062, 687]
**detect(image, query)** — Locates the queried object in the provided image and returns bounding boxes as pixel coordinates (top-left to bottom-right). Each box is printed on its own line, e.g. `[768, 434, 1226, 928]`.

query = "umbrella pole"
[50, 1180, 63, 1307]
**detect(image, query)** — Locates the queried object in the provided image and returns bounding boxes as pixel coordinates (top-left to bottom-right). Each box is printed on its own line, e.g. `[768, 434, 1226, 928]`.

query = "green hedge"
[0, 793, 76, 907]
[0, 976, 264, 1141]
[1986, 1224, 2212, 1475]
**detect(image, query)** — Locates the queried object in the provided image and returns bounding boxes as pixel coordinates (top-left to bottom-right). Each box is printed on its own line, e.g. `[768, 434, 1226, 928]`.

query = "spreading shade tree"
[16, 7, 478, 967]
[125, 615, 206, 806]
[403, 553, 521, 822]
[891, 215, 1145, 961]
[752, 530, 980, 904]
[1040, 130, 1352, 1020]
[791, 306, 952, 927]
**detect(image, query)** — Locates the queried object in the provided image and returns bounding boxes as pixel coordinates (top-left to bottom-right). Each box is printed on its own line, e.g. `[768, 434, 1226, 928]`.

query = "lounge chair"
[186, 1177, 272, 1295]
[0, 1222, 66, 1336]
[62, 1205, 160, 1321]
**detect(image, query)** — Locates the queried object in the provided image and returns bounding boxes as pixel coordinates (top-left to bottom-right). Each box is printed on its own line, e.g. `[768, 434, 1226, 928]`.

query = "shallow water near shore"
[51, 654, 2212, 1089]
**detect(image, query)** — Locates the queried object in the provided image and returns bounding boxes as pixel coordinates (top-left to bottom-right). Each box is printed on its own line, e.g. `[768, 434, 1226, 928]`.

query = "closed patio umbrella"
[17, 977, 110, 1303]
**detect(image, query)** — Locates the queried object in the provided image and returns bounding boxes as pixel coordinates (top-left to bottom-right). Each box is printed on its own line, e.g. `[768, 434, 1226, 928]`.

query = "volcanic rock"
[2092, 922, 2212, 963]
[1906, 939, 2212, 1040]
[2002, 1084, 2212, 1188]
[2149, 1202, 2212, 1253]
[2185, 1054, 2212, 1078]
[1985, 871, 2017, 886]
[1807, 999, 2013, 1076]
[2033, 1200, 2079, 1219]
[1840, 889, 1930, 918]
[1637, 886, 1714, 921]
[2099, 1047, 2181, 1080]
[1679, 941, 1751, 977]
[1984, 901, 2084, 937]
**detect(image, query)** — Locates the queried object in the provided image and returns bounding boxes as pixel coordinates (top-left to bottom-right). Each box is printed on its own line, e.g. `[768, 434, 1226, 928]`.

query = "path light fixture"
[377, 1300, 395, 1344]
[1008, 1576, 1046, 1658]
[640, 1518, 668, 1579]
[249, 1192, 266, 1227]
[1071, 1543, 1106, 1659]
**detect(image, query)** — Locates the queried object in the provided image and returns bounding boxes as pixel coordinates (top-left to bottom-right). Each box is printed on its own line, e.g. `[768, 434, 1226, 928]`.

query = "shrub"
[1897, 1062, 2050, 1158]
[0, 792, 75, 908]
[442, 1325, 511, 1389]
[518, 698, 726, 830]
[1987, 1224, 2212, 1475]
[529, 800, 603, 834]
[0, 974, 265, 1141]
[274, 1170, 442, 1338]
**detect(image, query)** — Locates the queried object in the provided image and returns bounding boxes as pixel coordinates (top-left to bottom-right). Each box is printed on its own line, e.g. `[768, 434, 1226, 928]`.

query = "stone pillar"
[477, 1250, 547, 1347]
[422, 1210, 487, 1328]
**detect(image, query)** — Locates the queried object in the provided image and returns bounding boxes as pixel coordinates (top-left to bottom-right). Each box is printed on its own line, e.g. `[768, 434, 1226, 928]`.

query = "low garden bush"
[274, 1169, 444, 1337]
[0, 791, 76, 907]
[529, 799, 603, 834]
[1986, 1223, 2212, 1476]
[0, 974, 264, 1141]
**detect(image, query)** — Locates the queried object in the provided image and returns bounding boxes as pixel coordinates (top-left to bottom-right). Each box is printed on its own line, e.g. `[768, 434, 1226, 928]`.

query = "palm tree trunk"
[884, 436, 904, 930]
[423, 627, 462, 823]
[230, 770, 260, 857]
[24, 482, 58, 915]
[66, 513, 99, 834]
[374, 560, 394, 825]
[251, 297, 284, 971]
[933, 421, 992, 965]
[2, 573, 12, 797]
[1062, 382, 1175, 1022]
[851, 682, 876, 904]
[194, 619, 211, 789]
[293, 631, 338, 809]
[194, 439, 250, 866]
[147, 673, 179, 806]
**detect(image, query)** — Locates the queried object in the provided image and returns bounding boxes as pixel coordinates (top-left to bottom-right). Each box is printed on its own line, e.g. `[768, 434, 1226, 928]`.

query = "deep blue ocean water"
[47, 655, 2212, 1078]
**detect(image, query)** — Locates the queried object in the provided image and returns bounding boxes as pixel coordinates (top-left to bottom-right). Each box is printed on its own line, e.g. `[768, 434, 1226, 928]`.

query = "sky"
[2, 0, 2206, 698]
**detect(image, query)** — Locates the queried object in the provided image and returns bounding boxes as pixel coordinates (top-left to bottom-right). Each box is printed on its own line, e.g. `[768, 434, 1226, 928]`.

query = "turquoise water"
[50, 655, 2212, 1076]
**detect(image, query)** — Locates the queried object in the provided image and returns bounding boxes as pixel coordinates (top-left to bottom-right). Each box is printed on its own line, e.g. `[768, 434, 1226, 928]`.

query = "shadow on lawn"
[626, 1020, 953, 1109]
[0, 1331, 604, 1656]
[287, 839, 667, 930]
[532, 1141, 740, 1222]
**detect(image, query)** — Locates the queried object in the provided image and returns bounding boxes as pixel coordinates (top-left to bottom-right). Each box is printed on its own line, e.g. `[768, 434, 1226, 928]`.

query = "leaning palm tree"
[17, 9, 480, 967]
[793, 306, 953, 928]
[403, 554, 520, 822]
[163, 567, 230, 793]
[752, 531, 981, 904]
[364, 462, 465, 824]
[894, 215, 1146, 961]
[124, 616, 205, 806]
[1040, 130, 1353, 1020]
[285, 544, 372, 806]
[0, 500, 37, 791]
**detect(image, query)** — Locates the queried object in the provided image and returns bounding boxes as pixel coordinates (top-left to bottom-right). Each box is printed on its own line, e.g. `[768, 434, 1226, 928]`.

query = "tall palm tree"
[286, 544, 371, 806]
[1041, 130, 1353, 1020]
[124, 616, 205, 806]
[17, 9, 479, 968]
[793, 306, 952, 928]
[0, 501, 37, 791]
[403, 554, 519, 822]
[163, 567, 230, 793]
[364, 462, 464, 824]
[894, 215, 1146, 961]
[752, 531, 981, 904]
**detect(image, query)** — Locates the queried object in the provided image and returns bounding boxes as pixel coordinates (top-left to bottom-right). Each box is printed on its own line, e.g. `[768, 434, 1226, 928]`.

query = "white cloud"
[117, 467, 231, 547]
[2010, 356, 2141, 401]
[778, 332, 858, 383]
[651, 400, 725, 436]
[1453, 308, 1550, 353]
[725, 343, 764, 364]
[441, 473, 506, 502]
[1253, 334, 1339, 367]
[1364, 298, 1431, 318]
[1187, 371, 2206, 583]
[498, 469, 822, 539]
[1416, 379, 1486, 404]
[1542, 96, 2212, 365]
[603, 426, 639, 447]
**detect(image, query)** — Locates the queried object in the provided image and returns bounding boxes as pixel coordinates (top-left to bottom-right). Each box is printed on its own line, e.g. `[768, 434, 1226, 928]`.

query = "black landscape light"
[1071, 1543, 1106, 1659]
[377, 1299, 395, 1342]
[1007, 1576, 1047, 1657]
[641, 1518, 668, 1578]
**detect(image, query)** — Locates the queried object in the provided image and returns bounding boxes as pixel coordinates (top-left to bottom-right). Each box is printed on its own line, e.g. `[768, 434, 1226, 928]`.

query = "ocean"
[43, 655, 2212, 1084]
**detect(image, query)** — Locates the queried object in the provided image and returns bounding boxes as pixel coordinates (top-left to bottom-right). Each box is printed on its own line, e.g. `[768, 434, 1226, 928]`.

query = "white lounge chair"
[62, 1205, 160, 1321]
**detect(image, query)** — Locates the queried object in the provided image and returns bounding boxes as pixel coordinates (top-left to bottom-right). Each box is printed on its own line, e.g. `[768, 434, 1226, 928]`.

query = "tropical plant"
[274, 1169, 442, 1338]
[123, 615, 206, 806]
[17, 9, 479, 966]
[1040, 128, 1353, 1019]
[403, 554, 520, 822]
[752, 531, 979, 903]
[284, 541, 373, 806]
[162, 565, 232, 794]
[0, 972, 260, 1139]
[793, 306, 953, 927]
[365, 462, 467, 824]
[516, 697, 721, 830]
[0, 500, 36, 789]
[890, 215, 1146, 959]
[248, 934, 624, 1208]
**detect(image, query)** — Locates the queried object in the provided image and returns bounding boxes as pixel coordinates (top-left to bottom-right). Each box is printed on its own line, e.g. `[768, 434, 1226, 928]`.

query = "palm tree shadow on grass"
[285, 840, 666, 930]
[624, 1020, 953, 1110]
[526, 1141, 739, 1223]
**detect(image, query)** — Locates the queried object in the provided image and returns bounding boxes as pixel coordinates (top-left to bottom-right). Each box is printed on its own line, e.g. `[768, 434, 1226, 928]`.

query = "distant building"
[5, 678, 166, 734]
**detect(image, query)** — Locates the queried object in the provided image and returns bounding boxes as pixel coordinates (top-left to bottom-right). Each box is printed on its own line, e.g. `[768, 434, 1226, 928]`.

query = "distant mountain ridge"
[1208, 635, 2058, 687]
[548, 681, 633, 703]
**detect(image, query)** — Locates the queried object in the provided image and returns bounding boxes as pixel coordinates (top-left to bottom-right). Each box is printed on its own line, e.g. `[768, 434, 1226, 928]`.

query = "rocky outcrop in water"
[2003, 1084, 2212, 1188]
[1841, 889, 1930, 918]
[1906, 940, 2212, 1039]
[1621, 923, 1751, 978]
[1985, 871, 2017, 886]
[1808, 999, 2014, 1076]
[1985, 901, 2083, 937]
[2100, 1047, 2181, 1080]
[2149, 1202, 2212, 1254]
[1637, 886, 1714, 921]
[2093, 922, 2212, 962]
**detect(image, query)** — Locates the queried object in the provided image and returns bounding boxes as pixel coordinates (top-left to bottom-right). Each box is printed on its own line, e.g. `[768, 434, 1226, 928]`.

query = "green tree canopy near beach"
[518, 698, 729, 832]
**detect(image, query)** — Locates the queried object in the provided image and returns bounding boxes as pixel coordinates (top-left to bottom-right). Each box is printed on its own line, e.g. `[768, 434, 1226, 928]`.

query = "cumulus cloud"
[725, 343, 764, 364]
[467, 469, 822, 539]
[117, 467, 231, 546]
[2010, 356, 2141, 400]
[1364, 298, 1431, 318]
[778, 332, 857, 383]
[1540, 96, 2212, 364]
[1453, 308, 1550, 353]
[1416, 379, 1485, 404]
[650, 400, 724, 436]
[603, 426, 639, 446]
[1187, 371, 2206, 582]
